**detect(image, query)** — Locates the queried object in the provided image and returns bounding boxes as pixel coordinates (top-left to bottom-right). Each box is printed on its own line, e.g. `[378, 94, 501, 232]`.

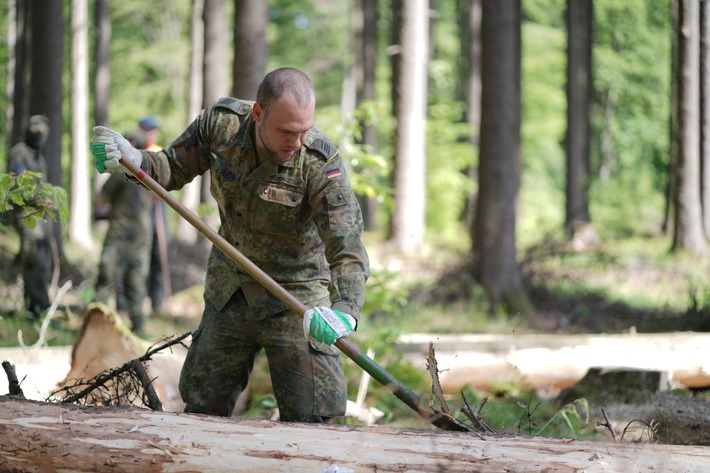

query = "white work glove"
[303, 307, 356, 353]
[90, 126, 143, 174]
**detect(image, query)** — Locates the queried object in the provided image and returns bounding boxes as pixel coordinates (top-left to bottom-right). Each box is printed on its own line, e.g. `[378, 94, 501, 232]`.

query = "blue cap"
[139, 115, 159, 130]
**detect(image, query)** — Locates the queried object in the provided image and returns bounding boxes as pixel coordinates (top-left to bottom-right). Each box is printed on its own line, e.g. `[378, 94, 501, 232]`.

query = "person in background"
[138, 115, 169, 314]
[93, 131, 153, 333]
[91, 67, 369, 423]
[9, 115, 52, 318]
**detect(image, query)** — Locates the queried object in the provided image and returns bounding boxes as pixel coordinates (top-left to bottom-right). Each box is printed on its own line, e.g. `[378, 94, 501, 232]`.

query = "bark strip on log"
[0, 396, 709, 473]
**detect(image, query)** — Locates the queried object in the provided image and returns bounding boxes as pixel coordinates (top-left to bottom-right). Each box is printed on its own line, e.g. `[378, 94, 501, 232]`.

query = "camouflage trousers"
[94, 240, 150, 330]
[19, 233, 51, 316]
[179, 289, 346, 422]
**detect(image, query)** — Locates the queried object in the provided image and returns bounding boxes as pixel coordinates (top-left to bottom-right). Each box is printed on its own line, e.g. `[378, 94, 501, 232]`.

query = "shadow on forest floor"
[413, 251, 710, 335]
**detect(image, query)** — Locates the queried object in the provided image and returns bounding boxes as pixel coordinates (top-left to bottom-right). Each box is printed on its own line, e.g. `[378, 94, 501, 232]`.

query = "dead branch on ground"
[50, 332, 190, 410]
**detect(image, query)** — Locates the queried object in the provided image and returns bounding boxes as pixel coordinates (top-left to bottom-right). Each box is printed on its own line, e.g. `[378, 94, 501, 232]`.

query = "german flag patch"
[325, 168, 342, 179]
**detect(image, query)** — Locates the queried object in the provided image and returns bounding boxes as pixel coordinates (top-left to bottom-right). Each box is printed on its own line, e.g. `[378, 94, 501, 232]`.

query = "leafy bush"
[0, 171, 68, 234]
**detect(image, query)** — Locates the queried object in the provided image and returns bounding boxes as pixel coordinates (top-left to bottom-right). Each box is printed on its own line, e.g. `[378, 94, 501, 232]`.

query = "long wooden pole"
[120, 159, 470, 432]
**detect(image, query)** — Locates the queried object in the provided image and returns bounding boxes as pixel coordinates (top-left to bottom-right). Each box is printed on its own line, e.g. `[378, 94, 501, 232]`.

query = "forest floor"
[1, 231, 710, 340]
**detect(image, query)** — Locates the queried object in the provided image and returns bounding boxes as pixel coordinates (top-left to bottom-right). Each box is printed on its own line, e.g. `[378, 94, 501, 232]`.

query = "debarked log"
[398, 332, 710, 395]
[1, 396, 709, 473]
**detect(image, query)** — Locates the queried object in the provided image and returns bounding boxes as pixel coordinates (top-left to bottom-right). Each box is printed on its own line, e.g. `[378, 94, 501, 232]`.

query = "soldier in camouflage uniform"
[9, 115, 52, 317]
[90, 68, 370, 423]
[94, 151, 154, 332]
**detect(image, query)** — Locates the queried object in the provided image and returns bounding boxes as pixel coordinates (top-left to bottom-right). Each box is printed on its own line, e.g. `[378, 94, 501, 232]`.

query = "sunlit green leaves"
[0, 172, 68, 233]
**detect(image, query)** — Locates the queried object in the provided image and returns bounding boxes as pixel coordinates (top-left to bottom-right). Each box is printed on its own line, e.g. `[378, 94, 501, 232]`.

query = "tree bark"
[565, 0, 594, 236]
[9, 0, 30, 155]
[354, 0, 379, 231]
[390, 0, 428, 254]
[93, 0, 111, 194]
[29, 0, 65, 262]
[1, 396, 708, 472]
[673, 0, 706, 254]
[231, 0, 267, 100]
[177, 0, 206, 245]
[69, 0, 93, 250]
[472, 0, 533, 315]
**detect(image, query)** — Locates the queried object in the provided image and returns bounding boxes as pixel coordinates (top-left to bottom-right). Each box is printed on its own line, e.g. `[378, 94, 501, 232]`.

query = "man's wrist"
[331, 302, 359, 329]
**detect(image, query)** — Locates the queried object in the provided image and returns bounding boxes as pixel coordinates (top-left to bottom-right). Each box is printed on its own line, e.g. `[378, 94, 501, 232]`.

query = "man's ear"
[253, 102, 264, 123]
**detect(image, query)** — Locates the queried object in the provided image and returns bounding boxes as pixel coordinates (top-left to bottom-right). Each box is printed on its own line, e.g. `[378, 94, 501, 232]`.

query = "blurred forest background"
[1, 0, 710, 360]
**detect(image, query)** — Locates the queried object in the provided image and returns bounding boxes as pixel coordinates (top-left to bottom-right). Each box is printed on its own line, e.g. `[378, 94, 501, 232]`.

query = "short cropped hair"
[256, 67, 315, 111]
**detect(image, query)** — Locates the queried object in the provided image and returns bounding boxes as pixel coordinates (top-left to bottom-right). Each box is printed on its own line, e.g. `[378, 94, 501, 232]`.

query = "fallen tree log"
[398, 332, 710, 395]
[1, 396, 709, 473]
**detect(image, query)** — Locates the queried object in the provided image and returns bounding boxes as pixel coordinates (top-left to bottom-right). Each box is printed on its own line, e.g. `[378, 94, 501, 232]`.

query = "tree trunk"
[701, 0, 710, 237]
[69, 0, 93, 250]
[472, 0, 532, 315]
[390, 0, 428, 254]
[177, 0, 206, 245]
[398, 332, 710, 395]
[93, 0, 111, 194]
[9, 0, 30, 156]
[203, 0, 228, 105]
[565, 0, 594, 237]
[199, 0, 227, 236]
[29, 0, 65, 263]
[355, 0, 379, 231]
[673, 0, 706, 254]
[1, 397, 708, 472]
[231, 0, 267, 100]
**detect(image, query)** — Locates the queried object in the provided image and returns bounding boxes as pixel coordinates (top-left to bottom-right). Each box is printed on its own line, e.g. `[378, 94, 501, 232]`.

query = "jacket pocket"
[254, 182, 304, 234]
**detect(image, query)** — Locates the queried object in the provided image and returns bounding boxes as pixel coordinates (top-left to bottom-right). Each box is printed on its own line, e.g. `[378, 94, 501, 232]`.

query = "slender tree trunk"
[203, 0, 228, 105]
[232, 0, 267, 100]
[92, 0, 111, 195]
[177, 0, 206, 245]
[29, 0, 64, 263]
[565, 0, 593, 233]
[201, 0, 228, 234]
[459, 0, 482, 229]
[69, 0, 93, 250]
[472, 0, 532, 315]
[701, 0, 710, 238]
[354, 0, 379, 231]
[672, 0, 706, 254]
[6, 0, 18, 163]
[390, 0, 428, 254]
[10, 0, 30, 155]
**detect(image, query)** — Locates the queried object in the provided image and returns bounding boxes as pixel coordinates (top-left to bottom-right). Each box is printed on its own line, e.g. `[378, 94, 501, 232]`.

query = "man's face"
[254, 93, 315, 163]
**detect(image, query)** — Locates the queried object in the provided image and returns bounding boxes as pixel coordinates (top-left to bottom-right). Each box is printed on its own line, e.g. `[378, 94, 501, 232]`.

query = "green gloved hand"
[303, 307, 356, 351]
[90, 126, 142, 174]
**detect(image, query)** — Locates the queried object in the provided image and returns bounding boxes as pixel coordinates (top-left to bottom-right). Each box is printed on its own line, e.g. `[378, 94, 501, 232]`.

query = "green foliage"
[267, 1, 351, 107]
[0, 172, 69, 233]
[106, 0, 192, 140]
[335, 100, 394, 210]
[0, 313, 78, 347]
[536, 398, 590, 438]
[425, 100, 477, 243]
[451, 389, 600, 440]
[360, 268, 409, 320]
[592, 0, 671, 187]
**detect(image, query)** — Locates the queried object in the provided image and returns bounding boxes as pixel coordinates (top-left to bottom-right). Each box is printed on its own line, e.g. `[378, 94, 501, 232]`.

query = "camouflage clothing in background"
[140, 97, 369, 420]
[94, 173, 153, 331]
[10, 115, 52, 316]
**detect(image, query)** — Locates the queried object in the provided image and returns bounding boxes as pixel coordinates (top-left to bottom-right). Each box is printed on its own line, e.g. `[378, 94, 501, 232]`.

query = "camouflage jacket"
[100, 173, 153, 247]
[140, 98, 370, 319]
